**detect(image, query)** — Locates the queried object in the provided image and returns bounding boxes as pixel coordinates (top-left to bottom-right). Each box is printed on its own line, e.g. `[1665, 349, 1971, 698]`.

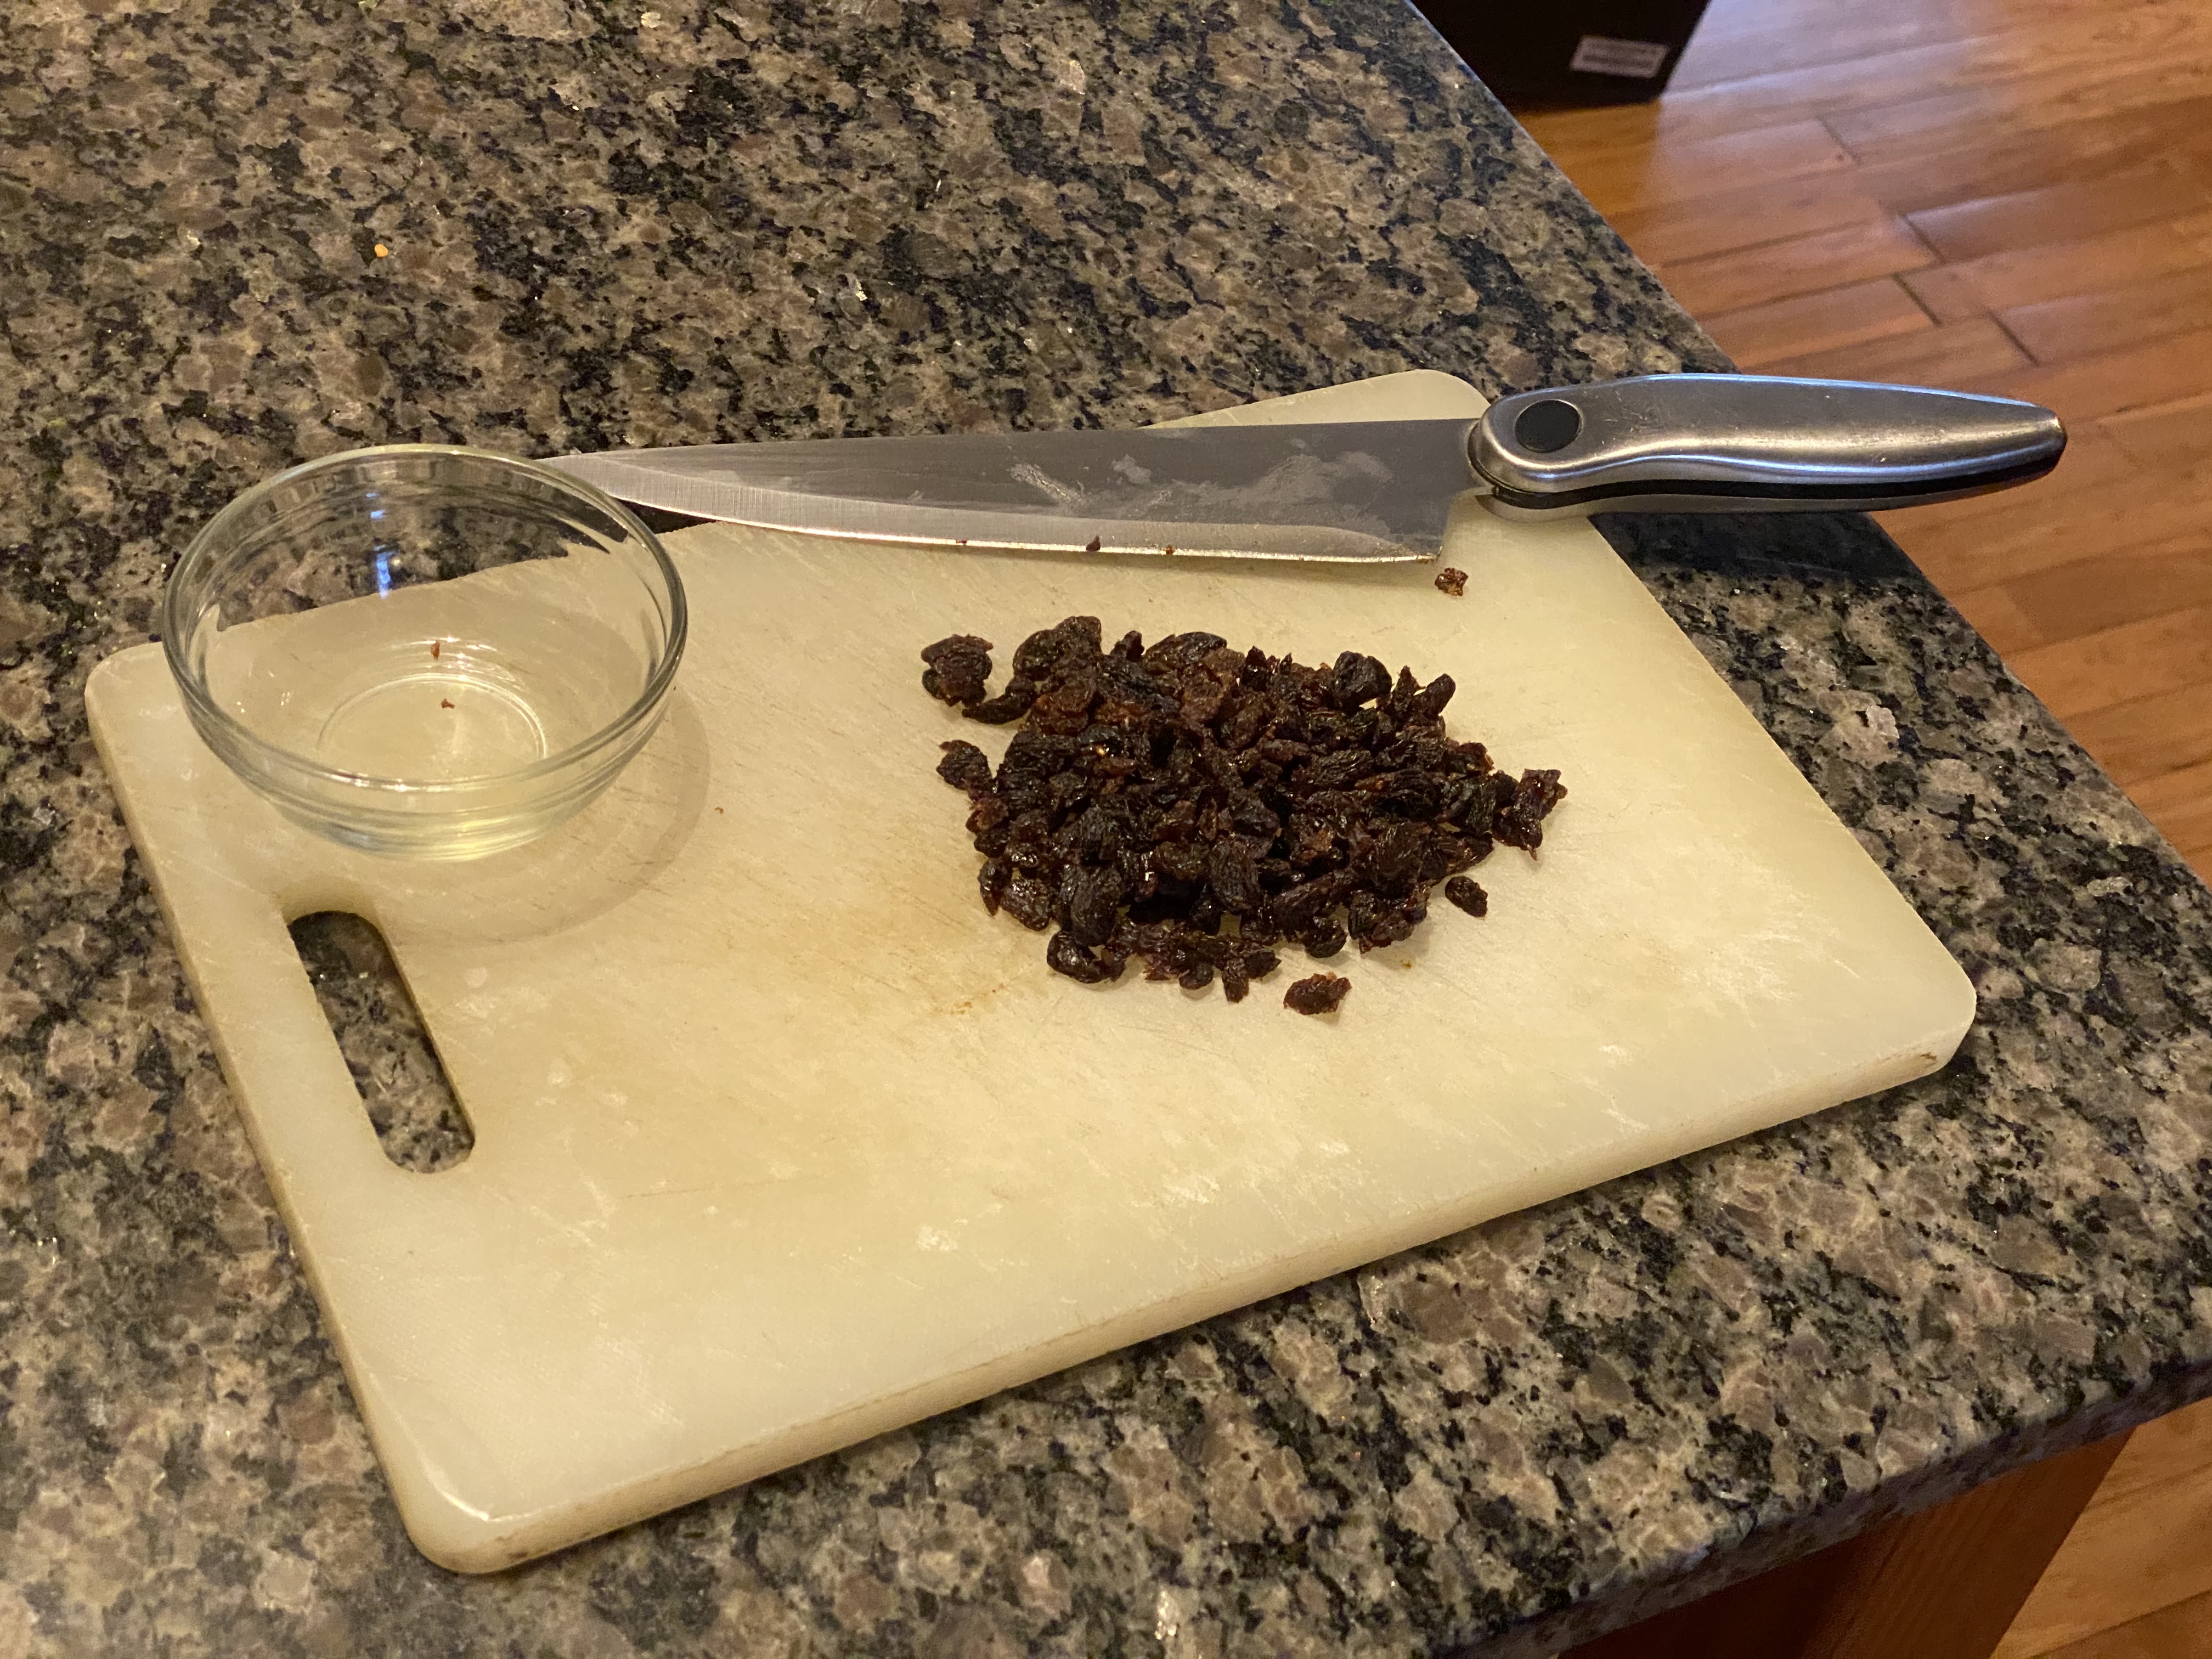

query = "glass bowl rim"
[161, 442, 689, 796]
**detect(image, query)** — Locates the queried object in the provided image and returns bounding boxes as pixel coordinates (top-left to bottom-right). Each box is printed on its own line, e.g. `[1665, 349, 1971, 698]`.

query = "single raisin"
[1444, 876, 1488, 917]
[1001, 873, 1055, 932]
[1047, 932, 1113, 983]
[1301, 917, 1348, 959]
[1065, 866, 1125, 946]
[1221, 958, 1250, 1002]
[936, 740, 995, 795]
[1407, 673, 1455, 724]
[964, 677, 1037, 724]
[1330, 651, 1390, 709]
[920, 634, 993, 706]
[1284, 973, 1351, 1015]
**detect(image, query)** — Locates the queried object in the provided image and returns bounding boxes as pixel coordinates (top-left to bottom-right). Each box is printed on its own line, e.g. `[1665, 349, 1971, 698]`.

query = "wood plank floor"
[1522, 0, 2212, 878]
[1515, 3, 2212, 1654]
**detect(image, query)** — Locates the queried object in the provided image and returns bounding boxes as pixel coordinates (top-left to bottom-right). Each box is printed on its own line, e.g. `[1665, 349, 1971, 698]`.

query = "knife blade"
[545, 375, 2065, 564]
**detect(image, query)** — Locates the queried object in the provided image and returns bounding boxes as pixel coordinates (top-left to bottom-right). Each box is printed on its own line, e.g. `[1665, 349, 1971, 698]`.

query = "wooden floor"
[1521, 0, 2212, 879]
[1516, 2, 2212, 1654]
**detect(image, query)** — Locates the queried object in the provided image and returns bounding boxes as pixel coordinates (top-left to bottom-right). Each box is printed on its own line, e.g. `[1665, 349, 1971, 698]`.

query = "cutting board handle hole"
[289, 912, 475, 1173]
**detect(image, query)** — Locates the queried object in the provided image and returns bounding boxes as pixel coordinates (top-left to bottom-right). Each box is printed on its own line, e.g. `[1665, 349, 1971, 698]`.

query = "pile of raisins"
[925, 616, 1565, 1010]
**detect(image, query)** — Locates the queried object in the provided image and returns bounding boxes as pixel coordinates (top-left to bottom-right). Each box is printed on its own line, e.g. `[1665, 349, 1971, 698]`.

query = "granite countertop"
[7, 1, 2212, 1654]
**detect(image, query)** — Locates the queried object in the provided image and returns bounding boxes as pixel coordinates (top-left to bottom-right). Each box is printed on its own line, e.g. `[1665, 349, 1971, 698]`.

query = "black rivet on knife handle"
[1513, 398, 1582, 454]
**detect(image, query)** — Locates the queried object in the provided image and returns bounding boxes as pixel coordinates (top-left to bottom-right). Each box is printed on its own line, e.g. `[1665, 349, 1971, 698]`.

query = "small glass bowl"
[163, 444, 686, 860]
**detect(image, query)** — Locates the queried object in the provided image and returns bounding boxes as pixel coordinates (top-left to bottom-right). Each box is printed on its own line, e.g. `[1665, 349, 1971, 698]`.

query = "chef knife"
[545, 374, 2065, 565]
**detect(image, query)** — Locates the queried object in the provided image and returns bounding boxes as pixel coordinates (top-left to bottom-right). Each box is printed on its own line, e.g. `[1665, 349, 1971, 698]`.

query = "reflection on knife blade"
[544, 419, 1485, 563]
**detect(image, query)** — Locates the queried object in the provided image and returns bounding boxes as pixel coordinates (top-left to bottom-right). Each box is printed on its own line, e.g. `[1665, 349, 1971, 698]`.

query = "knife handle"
[1469, 374, 2065, 520]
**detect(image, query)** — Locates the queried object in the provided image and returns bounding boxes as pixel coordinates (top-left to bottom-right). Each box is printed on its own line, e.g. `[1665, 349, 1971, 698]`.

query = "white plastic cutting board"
[88, 373, 1975, 1572]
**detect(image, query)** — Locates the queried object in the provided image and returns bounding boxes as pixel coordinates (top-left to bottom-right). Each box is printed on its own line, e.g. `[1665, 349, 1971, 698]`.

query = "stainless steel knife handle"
[1469, 374, 2065, 520]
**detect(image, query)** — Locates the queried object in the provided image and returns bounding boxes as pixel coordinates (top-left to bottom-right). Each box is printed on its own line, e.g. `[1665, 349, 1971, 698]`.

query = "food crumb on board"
[921, 616, 1568, 1016]
[1085, 536, 1102, 552]
[440, 698, 454, 709]
[1434, 568, 1467, 597]
[431, 639, 441, 659]
[1284, 973, 1351, 1015]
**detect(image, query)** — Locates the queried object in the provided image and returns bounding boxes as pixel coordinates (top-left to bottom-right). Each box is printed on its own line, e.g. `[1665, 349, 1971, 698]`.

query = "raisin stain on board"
[923, 617, 1566, 1011]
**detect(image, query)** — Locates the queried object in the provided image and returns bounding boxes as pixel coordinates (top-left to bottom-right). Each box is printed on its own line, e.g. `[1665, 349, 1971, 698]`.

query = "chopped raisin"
[1386, 665, 1421, 722]
[1444, 876, 1487, 916]
[918, 616, 1562, 1013]
[1496, 768, 1568, 851]
[1047, 931, 1114, 983]
[936, 740, 995, 795]
[963, 678, 1037, 725]
[1434, 567, 1468, 597]
[1330, 651, 1391, 709]
[921, 634, 994, 706]
[1408, 673, 1455, 724]
[1301, 917, 1348, 960]
[1284, 973, 1350, 1015]
[1001, 873, 1055, 932]
[1065, 866, 1125, 946]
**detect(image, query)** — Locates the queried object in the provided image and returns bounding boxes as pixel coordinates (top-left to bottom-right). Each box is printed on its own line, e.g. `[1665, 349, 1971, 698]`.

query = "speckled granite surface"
[5, 1, 2211, 1655]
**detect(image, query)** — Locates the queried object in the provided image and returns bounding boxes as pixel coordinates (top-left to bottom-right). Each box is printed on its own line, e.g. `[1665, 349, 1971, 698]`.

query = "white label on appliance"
[1570, 35, 1673, 78]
